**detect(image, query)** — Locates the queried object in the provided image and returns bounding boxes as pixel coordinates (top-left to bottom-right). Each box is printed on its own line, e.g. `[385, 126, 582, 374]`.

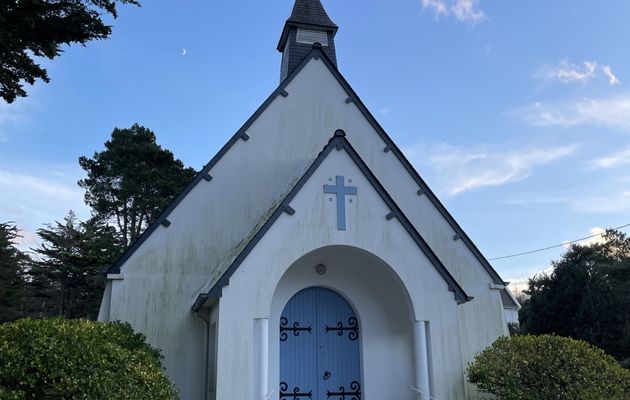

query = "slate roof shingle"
[287, 0, 337, 29]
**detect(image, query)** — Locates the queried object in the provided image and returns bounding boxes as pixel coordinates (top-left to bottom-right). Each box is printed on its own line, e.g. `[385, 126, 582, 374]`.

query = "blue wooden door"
[280, 287, 361, 400]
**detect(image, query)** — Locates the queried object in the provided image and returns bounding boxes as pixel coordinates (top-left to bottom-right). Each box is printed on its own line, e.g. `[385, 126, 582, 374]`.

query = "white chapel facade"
[98, 1, 510, 399]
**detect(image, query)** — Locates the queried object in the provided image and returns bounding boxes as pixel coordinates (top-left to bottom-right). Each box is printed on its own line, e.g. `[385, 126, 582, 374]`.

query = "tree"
[467, 335, 630, 400]
[0, 318, 178, 399]
[0, 222, 29, 322]
[28, 212, 120, 319]
[519, 229, 630, 365]
[79, 124, 197, 247]
[0, 0, 139, 103]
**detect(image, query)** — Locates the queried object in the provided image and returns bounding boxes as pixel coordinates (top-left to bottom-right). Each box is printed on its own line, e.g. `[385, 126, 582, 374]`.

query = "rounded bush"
[0, 318, 178, 399]
[467, 335, 630, 400]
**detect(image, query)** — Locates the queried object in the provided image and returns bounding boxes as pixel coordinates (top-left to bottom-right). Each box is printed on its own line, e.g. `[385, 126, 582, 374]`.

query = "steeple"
[278, 0, 338, 82]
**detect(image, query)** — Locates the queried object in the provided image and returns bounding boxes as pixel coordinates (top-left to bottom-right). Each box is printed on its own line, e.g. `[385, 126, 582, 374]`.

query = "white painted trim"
[489, 283, 505, 290]
[253, 318, 269, 400]
[413, 321, 431, 399]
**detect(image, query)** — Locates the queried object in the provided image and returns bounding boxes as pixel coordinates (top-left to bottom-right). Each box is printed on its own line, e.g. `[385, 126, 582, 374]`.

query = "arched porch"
[265, 245, 430, 400]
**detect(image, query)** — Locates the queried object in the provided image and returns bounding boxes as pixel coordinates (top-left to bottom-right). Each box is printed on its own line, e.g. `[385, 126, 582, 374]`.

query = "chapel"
[98, 1, 511, 399]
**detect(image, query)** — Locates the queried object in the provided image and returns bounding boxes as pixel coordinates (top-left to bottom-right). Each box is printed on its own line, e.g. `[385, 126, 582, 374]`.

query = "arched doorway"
[280, 287, 361, 399]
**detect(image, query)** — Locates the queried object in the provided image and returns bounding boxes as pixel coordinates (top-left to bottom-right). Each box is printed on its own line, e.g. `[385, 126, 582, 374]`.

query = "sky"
[1, 0, 630, 292]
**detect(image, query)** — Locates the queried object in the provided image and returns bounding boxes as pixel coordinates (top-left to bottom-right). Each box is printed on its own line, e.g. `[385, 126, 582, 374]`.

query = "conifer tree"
[1, 0, 139, 103]
[0, 222, 29, 322]
[79, 124, 197, 247]
[520, 229, 630, 365]
[29, 212, 120, 319]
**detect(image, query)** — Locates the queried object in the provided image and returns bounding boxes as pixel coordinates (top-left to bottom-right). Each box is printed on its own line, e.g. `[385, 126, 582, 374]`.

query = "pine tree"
[0, 222, 29, 322]
[29, 212, 120, 319]
[79, 124, 197, 247]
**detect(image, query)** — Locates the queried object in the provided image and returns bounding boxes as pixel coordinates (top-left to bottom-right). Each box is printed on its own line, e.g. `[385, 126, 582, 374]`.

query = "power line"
[488, 223, 630, 261]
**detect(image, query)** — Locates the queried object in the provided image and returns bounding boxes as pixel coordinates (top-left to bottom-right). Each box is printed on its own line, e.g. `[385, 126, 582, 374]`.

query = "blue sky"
[1, 0, 629, 290]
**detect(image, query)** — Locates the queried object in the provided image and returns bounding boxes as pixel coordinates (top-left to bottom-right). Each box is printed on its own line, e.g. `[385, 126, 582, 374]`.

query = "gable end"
[192, 131, 472, 310]
[108, 44, 504, 289]
[312, 52, 506, 286]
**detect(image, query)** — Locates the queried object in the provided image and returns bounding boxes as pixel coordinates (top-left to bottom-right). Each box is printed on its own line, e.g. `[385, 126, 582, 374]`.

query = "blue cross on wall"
[324, 176, 357, 231]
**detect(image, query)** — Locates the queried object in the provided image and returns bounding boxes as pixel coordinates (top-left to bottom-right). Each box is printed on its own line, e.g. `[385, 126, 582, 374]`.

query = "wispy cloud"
[535, 61, 597, 84]
[534, 61, 621, 86]
[589, 147, 630, 169]
[515, 94, 630, 131]
[0, 101, 23, 142]
[0, 170, 81, 199]
[0, 165, 89, 250]
[603, 65, 621, 86]
[421, 0, 486, 24]
[507, 191, 630, 214]
[403, 142, 578, 195]
[451, 0, 486, 23]
[571, 192, 630, 214]
[0, 97, 38, 142]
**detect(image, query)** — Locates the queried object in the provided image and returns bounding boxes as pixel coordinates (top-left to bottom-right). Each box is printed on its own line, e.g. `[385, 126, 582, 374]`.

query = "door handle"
[323, 371, 331, 380]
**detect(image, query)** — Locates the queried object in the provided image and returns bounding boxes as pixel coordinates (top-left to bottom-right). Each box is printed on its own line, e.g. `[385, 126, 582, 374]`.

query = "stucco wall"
[217, 148, 466, 399]
[103, 55, 506, 399]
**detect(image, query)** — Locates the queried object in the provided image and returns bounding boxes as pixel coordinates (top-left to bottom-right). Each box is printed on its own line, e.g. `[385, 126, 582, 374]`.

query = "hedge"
[467, 335, 630, 400]
[0, 318, 178, 399]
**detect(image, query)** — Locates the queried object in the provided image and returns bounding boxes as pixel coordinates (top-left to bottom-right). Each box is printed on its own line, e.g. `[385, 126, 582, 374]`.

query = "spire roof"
[277, 0, 338, 51]
[286, 0, 337, 29]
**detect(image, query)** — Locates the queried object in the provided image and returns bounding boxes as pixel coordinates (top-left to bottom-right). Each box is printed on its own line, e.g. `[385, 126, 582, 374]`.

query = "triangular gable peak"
[309, 48, 505, 286]
[192, 131, 472, 310]
[107, 45, 503, 288]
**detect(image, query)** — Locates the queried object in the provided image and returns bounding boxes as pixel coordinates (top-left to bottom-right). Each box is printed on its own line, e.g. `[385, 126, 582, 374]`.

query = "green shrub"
[0, 318, 178, 399]
[467, 335, 630, 400]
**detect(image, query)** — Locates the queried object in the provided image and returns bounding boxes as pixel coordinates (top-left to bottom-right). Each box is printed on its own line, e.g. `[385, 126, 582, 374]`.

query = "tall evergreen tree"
[519, 229, 630, 364]
[28, 212, 120, 319]
[79, 124, 197, 247]
[0, 222, 29, 322]
[0, 0, 139, 103]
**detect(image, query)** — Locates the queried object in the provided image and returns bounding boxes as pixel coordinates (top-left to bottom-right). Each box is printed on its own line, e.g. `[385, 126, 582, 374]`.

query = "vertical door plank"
[280, 288, 362, 400]
[316, 288, 361, 400]
[280, 288, 318, 399]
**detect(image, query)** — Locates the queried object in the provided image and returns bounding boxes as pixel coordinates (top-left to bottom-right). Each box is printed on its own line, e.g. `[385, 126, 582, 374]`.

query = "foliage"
[467, 335, 630, 400]
[0, 223, 30, 323]
[519, 229, 630, 364]
[27, 212, 121, 320]
[0, 318, 178, 399]
[0, 0, 139, 103]
[2, 126, 194, 321]
[79, 124, 197, 247]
